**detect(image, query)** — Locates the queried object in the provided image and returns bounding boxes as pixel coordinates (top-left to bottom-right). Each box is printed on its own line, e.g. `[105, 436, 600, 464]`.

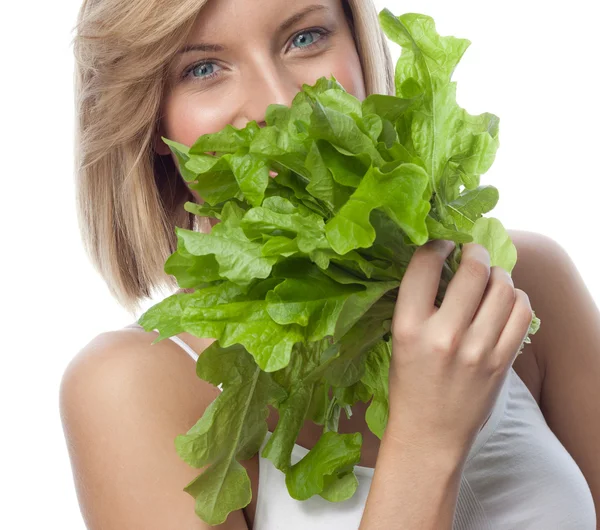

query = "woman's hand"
[386, 240, 533, 462]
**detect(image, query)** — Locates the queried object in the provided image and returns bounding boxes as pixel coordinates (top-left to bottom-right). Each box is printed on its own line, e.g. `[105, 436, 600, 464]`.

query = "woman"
[60, 0, 598, 528]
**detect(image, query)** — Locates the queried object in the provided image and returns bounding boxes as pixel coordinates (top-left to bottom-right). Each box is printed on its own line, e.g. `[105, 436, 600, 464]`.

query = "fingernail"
[430, 239, 456, 253]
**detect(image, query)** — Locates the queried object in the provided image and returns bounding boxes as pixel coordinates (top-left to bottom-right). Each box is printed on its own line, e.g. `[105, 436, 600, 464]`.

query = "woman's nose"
[232, 62, 301, 129]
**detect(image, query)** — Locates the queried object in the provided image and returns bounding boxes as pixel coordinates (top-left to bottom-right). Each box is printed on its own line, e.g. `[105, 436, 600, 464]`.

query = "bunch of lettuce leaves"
[138, 9, 541, 525]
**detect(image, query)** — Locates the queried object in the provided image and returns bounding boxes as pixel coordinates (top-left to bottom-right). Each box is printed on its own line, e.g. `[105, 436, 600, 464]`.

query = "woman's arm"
[507, 229, 600, 525]
[359, 430, 465, 529]
[59, 329, 249, 530]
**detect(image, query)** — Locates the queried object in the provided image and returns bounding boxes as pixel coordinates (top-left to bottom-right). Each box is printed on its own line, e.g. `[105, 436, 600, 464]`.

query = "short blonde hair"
[73, 0, 395, 315]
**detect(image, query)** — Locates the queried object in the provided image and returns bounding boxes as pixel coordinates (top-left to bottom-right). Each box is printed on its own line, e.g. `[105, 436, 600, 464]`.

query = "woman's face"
[155, 0, 366, 202]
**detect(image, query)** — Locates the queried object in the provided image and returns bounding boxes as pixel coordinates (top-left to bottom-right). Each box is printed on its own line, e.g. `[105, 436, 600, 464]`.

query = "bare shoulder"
[506, 228, 562, 405]
[60, 326, 221, 431]
[59, 327, 248, 529]
[507, 228, 563, 265]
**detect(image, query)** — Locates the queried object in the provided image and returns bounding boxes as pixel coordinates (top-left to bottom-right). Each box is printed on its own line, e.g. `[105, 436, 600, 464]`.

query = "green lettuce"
[138, 9, 541, 525]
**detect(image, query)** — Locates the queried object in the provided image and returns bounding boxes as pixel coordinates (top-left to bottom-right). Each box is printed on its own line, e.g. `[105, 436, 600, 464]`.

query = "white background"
[1, 0, 598, 527]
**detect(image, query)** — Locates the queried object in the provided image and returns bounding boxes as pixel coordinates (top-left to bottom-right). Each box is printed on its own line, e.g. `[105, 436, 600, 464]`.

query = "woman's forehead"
[182, 0, 340, 48]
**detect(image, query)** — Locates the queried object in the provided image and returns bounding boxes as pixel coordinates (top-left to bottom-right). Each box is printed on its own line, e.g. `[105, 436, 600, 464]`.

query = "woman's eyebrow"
[177, 3, 329, 54]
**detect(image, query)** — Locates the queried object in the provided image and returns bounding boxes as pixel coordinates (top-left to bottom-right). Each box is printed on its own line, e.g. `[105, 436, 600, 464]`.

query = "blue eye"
[186, 62, 221, 82]
[181, 27, 331, 84]
[290, 29, 324, 49]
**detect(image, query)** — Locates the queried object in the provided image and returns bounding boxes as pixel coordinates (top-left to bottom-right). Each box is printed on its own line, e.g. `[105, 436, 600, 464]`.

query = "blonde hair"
[72, 0, 395, 315]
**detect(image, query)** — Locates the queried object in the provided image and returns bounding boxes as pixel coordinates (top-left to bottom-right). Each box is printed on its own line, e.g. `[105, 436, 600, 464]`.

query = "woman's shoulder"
[58, 325, 250, 528]
[58, 323, 223, 462]
[60, 323, 220, 417]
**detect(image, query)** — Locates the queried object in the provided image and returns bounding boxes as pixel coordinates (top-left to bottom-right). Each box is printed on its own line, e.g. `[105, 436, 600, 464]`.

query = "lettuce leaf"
[138, 9, 541, 525]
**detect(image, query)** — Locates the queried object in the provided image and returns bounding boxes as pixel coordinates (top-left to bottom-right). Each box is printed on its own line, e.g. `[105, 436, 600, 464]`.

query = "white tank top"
[164, 333, 596, 529]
